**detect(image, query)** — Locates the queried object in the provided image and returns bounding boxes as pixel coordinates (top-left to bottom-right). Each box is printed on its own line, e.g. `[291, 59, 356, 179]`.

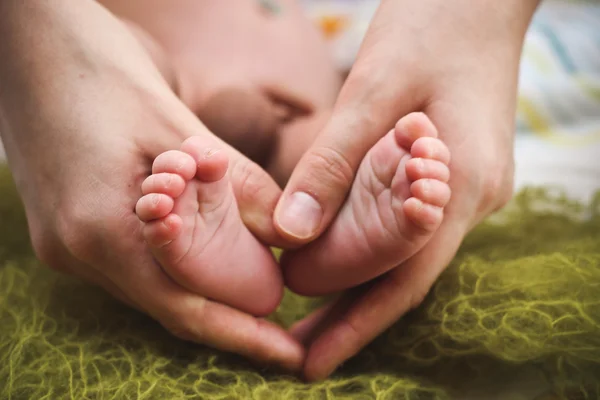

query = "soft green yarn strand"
[1, 165, 599, 399]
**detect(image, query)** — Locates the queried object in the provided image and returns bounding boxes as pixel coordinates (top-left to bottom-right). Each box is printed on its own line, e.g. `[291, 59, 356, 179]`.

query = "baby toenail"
[165, 174, 172, 189]
[203, 148, 221, 159]
[152, 194, 160, 206]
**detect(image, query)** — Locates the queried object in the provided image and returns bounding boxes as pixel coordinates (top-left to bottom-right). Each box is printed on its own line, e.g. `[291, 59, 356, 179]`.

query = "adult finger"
[298, 214, 470, 381]
[96, 165, 302, 370]
[191, 116, 290, 247]
[227, 149, 290, 248]
[142, 100, 290, 248]
[272, 44, 425, 244]
[106, 244, 305, 371]
[290, 290, 362, 346]
[36, 235, 142, 312]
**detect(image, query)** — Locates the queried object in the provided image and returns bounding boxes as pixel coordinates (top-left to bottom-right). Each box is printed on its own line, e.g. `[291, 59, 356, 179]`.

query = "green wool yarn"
[1, 165, 599, 400]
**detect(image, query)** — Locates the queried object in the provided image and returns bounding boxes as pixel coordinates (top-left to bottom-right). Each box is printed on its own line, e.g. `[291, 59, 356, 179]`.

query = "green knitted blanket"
[1, 165, 599, 400]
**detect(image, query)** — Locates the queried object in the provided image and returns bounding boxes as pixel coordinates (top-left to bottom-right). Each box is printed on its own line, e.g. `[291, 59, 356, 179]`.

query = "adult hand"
[99, 0, 342, 168]
[0, 0, 302, 370]
[274, 0, 541, 380]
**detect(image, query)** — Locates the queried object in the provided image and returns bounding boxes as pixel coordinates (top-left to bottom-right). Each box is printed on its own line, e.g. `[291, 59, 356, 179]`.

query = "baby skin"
[135, 137, 283, 317]
[135, 112, 450, 314]
[281, 112, 451, 295]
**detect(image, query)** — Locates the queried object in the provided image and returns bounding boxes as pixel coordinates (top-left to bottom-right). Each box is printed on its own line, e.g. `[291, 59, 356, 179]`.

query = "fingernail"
[277, 192, 322, 239]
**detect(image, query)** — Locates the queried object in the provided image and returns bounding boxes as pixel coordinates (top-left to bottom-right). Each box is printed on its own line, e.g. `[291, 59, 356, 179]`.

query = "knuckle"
[54, 204, 104, 264]
[232, 158, 257, 193]
[480, 157, 515, 212]
[455, 140, 515, 216]
[230, 157, 270, 203]
[303, 146, 355, 191]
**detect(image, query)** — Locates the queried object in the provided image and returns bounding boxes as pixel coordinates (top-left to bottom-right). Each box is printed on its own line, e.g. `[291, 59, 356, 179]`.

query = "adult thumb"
[273, 84, 412, 244]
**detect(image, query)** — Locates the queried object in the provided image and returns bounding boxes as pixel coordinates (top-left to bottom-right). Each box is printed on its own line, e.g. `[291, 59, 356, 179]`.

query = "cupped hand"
[274, 0, 541, 380]
[0, 0, 302, 370]
[100, 0, 342, 167]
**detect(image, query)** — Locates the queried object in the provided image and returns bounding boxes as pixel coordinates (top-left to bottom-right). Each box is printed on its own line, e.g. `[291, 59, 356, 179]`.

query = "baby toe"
[406, 158, 450, 183]
[136, 193, 175, 222]
[142, 173, 187, 197]
[181, 137, 229, 183]
[410, 179, 451, 208]
[394, 112, 439, 149]
[411, 137, 451, 165]
[143, 214, 183, 248]
[152, 150, 197, 180]
[195, 149, 229, 183]
[403, 198, 444, 232]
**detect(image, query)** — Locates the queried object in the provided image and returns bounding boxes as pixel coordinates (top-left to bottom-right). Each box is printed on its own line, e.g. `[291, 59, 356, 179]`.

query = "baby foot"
[135, 137, 283, 316]
[282, 112, 451, 296]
